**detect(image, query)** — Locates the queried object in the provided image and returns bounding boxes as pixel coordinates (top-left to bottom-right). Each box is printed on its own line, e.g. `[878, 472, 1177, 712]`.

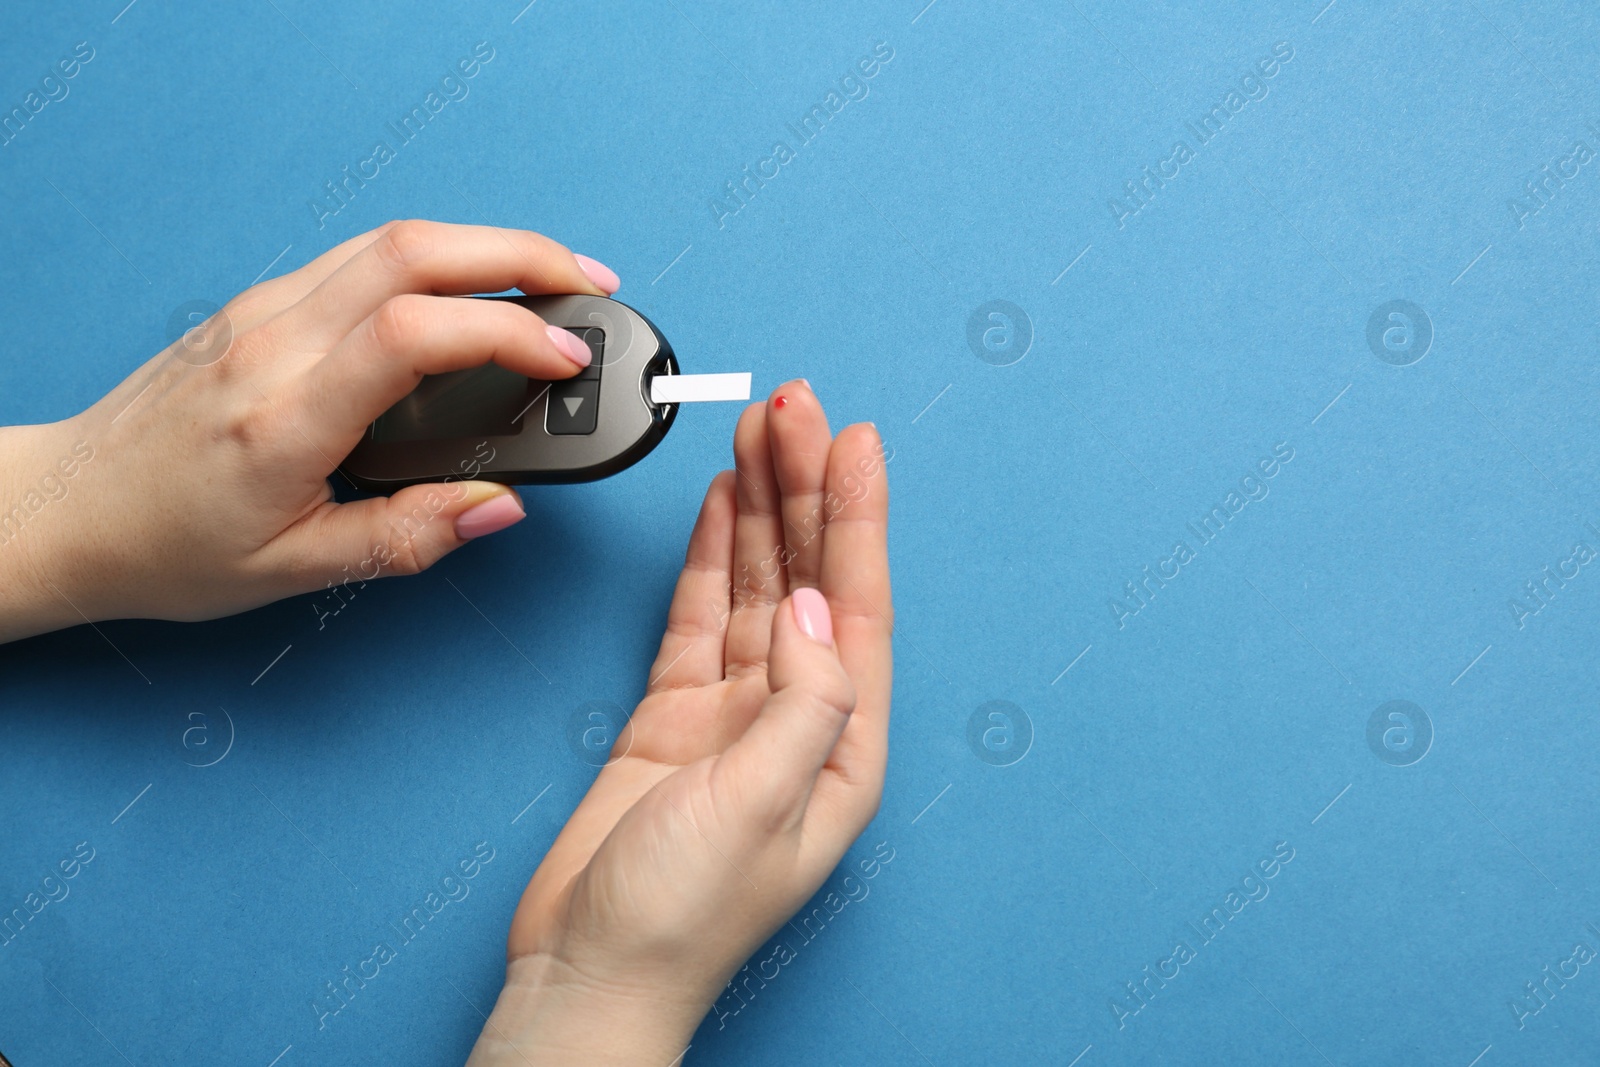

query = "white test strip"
[651, 372, 752, 405]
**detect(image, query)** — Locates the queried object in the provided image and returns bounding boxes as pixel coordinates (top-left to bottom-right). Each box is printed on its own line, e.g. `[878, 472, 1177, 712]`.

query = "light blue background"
[3, 1, 1599, 1064]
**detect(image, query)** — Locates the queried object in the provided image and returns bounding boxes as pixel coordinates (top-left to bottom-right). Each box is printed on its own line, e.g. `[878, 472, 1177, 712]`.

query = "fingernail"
[547, 325, 592, 367]
[792, 587, 834, 646]
[455, 493, 525, 540]
[798, 378, 812, 389]
[574, 254, 621, 295]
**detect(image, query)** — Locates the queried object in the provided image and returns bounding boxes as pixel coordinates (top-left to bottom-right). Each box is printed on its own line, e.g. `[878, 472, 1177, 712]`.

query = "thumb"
[275, 480, 525, 586]
[725, 588, 857, 829]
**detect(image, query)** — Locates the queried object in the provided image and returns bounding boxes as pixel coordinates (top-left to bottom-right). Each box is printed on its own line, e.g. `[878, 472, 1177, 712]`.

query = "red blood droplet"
[774, 395, 788, 409]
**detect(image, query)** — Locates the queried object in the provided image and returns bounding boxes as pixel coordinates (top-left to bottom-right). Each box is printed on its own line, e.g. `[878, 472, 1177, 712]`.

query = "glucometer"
[341, 294, 746, 491]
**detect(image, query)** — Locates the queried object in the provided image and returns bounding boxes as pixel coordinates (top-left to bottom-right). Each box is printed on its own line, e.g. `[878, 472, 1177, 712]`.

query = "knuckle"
[221, 400, 277, 449]
[531, 230, 567, 257]
[390, 541, 429, 577]
[383, 528, 430, 577]
[509, 226, 561, 258]
[856, 784, 883, 827]
[665, 614, 721, 642]
[733, 587, 779, 615]
[217, 291, 258, 327]
[206, 333, 252, 381]
[383, 495, 452, 576]
[370, 294, 432, 352]
[723, 656, 769, 678]
[836, 599, 892, 632]
[373, 219, 433, 275]
[731, 571, 780, 610]
[831, 675, 859, 717]
[807, 671, 856, 721]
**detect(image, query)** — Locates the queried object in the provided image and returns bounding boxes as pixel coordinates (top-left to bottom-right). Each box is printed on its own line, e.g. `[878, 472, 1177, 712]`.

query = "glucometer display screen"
[370, 365, 535, 443]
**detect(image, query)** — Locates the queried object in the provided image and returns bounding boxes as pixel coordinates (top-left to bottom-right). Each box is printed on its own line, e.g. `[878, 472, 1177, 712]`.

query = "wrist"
[0, 419, 99, 643]
[466, 952, 707, 1067]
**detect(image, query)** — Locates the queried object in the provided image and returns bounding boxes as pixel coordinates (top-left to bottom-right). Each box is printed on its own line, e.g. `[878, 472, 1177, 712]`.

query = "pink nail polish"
[547, 325, 592, 367]
[792, 587, 833, 646]
[455, 494, 525, 540]
[574, 254, 621, 295]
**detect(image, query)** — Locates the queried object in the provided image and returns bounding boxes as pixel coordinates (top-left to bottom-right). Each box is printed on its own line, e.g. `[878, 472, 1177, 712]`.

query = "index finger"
[279, 219, 615, 346]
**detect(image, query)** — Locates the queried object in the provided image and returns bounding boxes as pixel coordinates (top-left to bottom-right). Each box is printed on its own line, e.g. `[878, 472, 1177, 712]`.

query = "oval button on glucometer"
[340, 295, 679, 491]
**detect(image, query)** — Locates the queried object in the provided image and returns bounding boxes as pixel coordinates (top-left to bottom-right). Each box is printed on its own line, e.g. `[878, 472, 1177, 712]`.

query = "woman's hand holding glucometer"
[0, 220, 617, 643]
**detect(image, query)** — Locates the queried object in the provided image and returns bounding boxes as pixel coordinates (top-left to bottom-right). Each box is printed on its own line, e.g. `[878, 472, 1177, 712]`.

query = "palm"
[513, 679, 771, 952]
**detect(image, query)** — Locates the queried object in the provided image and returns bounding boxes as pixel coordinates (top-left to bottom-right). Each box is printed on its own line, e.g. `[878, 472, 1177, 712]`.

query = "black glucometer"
[341, 295, 679, 491]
